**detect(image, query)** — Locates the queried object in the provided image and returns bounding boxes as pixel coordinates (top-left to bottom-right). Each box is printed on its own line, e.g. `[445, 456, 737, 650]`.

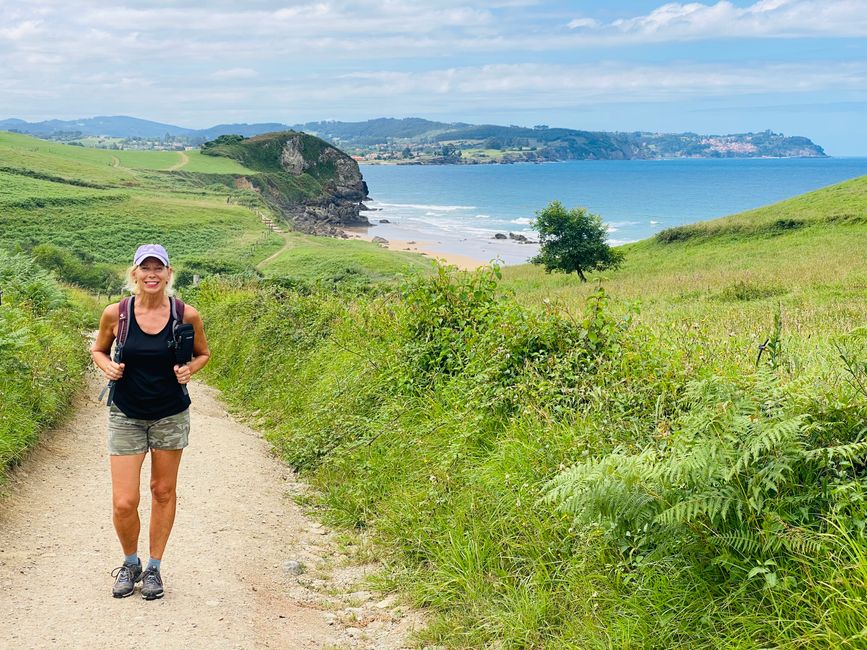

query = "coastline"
[345, 227, 488, 271]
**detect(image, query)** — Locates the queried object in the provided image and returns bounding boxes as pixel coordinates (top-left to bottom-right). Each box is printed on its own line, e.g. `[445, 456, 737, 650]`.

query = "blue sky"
[1, 0, 865, 154]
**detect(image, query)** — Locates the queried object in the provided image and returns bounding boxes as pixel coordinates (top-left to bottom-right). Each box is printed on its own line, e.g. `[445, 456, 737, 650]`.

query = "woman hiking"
[91, 244, 210, 600]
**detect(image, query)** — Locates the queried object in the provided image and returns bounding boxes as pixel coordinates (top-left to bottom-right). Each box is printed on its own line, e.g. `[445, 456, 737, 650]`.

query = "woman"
[91, 244, 210, 600]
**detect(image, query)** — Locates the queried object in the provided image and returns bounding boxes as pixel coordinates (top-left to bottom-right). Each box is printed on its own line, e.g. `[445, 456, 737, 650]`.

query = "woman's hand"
[103, 361, 125, 381]
[174, 364, 191, 385]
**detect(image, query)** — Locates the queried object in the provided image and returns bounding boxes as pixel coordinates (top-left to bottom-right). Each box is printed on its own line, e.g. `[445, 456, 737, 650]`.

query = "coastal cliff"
[202, 131, 370, 235]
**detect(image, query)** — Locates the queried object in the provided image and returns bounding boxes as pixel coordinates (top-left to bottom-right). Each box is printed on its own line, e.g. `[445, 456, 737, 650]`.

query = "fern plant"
[545, 371, 867, 587]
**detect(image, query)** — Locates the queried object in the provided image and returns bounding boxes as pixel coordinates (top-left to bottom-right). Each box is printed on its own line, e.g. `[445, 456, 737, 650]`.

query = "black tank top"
[113, 299, 191, 420]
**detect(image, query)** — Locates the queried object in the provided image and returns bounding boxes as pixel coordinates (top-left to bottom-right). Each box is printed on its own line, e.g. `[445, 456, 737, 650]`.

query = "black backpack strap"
[170, 297, 190, 397]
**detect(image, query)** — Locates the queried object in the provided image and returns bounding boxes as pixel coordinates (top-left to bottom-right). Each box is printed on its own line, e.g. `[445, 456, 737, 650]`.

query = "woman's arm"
[91, 303, 124, 381]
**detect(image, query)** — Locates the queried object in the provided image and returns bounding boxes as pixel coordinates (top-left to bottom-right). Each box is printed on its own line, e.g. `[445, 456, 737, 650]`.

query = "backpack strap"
[171, 296, 185, 325]
[170, 296, 186, 334]
[170, 296, 190, 397]
[116, 296, 132, 349]
[100, 296, 132, 406]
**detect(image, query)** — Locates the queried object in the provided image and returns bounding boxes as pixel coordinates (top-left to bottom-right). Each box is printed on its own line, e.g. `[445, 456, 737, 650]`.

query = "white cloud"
[569, 0, 867, 41]
[567, 18, 598, 29]
[0, 0, 864, 129]
[328, 62, 867, 105]
[211, 68, 259, 80]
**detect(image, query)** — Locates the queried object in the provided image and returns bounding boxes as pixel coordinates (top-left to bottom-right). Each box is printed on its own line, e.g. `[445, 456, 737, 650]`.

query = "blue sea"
[359, 158, 867, 265]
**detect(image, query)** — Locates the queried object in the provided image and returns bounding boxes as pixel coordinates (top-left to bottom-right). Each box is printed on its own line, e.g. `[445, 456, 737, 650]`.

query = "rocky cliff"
[201, 131, 370, 235]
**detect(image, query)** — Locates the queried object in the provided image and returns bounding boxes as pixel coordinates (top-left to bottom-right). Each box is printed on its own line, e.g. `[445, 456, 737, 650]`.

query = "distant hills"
[0, 115, 288, 140]
[0, 115, 826, 161]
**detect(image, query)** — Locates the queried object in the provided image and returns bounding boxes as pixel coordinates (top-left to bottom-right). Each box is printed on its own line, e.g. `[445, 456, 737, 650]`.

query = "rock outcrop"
[202, 131, 371, 235]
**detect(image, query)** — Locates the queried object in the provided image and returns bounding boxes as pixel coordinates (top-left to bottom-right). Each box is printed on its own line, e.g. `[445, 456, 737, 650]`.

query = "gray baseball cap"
[133, 244, 170, 267]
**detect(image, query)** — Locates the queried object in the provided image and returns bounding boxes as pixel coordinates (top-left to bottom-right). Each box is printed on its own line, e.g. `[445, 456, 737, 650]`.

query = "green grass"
[110, 149, 181, 170]
[0, 131, 136, 185]
[181, 150, 256, 174]
[258, 232, 434, 283]
[0, 131, 296, 280]
[0, 251, 94, 479]
[0, 193, 283, 266]
[0, 131, 255, 180]
[0, 170, 122, 204]
[198, 175, 867, 649]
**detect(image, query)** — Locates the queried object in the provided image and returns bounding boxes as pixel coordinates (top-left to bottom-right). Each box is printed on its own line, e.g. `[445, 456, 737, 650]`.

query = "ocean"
[359, 157, 867, 265]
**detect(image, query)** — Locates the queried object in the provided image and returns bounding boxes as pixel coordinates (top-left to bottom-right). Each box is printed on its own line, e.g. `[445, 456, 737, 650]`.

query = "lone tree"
[530, 201, 623, 281]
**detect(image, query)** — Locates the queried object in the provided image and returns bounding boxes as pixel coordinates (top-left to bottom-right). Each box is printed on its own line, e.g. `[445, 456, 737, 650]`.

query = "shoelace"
[111, 565, 134, 583]
[142, 569, 162, 588]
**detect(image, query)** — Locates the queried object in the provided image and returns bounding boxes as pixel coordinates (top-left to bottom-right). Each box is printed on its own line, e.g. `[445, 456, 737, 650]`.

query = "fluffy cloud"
[569, 0, 867, 41]
[211, 68, 259, 81]
[329, 61, 867, 105]
[0, 0, 863, 129]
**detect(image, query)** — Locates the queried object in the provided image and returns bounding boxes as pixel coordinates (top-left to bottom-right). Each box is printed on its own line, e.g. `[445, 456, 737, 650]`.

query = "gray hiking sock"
[146, 557, 161, 572]
[124, 553, 140, 566]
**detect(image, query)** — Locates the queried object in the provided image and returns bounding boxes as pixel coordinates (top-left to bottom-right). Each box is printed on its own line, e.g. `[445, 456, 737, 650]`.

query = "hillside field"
[0, 131, 432, 286]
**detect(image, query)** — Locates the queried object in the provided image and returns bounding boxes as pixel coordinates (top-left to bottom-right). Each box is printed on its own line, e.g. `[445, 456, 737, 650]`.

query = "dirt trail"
[168, 151, 190, 171]
[256, 238, 291, 270]
[0, 371, 422, 649]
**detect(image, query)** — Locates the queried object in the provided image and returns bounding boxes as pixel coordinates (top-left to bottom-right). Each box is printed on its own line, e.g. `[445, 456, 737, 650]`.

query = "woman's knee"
[150, 481, 176, 505]
[113, 495, 139, 518]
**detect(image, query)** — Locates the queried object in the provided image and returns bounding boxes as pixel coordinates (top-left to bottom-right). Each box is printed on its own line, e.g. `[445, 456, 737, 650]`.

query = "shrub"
[0, 250, 91, 474]
[199, 267, 867, 647]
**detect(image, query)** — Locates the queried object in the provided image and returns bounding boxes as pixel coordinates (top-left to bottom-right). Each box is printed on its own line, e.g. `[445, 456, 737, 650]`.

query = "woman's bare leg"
[110, 453, 147, 555]
[148, 449, 183, 560]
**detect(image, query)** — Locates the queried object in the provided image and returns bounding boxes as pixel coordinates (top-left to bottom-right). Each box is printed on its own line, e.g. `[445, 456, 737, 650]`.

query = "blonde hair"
[123, 263, 176, 297]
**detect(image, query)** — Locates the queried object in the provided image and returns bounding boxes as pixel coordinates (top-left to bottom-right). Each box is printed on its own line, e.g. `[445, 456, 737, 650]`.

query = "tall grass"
[198, 265, 867, 647]
[0, 250, 93, 477]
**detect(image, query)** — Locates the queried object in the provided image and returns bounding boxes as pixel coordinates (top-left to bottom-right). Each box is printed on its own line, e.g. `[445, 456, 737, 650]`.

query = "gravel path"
[0, 371, 422, 649]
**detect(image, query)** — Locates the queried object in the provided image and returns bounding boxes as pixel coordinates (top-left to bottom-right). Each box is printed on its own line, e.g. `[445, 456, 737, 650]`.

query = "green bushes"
[0, 250, 91, 475]
[200, 268, 866, 648]
[30, 243, 124, 297]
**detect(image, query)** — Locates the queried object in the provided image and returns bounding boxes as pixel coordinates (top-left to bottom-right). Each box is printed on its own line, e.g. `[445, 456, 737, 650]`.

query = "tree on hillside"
[530, 201, 623, 281]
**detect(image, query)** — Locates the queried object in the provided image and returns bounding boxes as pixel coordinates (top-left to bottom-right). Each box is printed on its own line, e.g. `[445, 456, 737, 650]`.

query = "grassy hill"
[501, 175, 867, 370]
[0, 131, 432, 288]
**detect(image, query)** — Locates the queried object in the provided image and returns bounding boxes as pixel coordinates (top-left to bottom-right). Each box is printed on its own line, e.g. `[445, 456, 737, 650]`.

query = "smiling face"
[133, 256, 172, 296]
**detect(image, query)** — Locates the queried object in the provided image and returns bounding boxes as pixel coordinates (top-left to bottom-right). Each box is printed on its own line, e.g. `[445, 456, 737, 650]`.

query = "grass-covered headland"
[0, 250, 93, 478]
[199, 177, 867, 648]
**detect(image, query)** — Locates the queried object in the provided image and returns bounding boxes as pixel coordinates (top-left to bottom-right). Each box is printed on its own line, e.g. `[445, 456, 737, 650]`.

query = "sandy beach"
[345, 227, 489, 271]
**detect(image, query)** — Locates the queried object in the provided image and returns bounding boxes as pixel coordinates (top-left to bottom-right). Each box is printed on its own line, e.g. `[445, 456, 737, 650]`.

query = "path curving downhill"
[256, 237, 292, 271]
[0, 370, 422, 649]
[168, 151, 190, 171]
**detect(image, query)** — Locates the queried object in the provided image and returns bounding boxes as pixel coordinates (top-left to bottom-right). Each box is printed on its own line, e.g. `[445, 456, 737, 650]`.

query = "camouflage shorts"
[108, 405, 190, 456]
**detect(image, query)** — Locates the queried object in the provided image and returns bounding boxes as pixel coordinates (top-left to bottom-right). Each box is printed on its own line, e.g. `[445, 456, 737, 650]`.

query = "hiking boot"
[111, 560, 142, 598]
[140, 567, 164, 600]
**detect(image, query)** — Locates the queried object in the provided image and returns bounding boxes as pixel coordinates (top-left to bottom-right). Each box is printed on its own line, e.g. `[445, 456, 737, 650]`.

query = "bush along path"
[196, 267, 867, 648]
[0, 369, 422, 649]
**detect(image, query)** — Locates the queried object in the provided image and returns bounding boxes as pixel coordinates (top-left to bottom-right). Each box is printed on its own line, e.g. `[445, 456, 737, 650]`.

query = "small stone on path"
[282, 560, 305, 575]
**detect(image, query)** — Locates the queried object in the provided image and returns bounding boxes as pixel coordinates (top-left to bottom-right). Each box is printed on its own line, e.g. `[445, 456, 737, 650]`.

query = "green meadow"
[0, 132, 416, 280]
[257, 232, 433, 283]
[3, 127, 866, 647]
[199, 175, 867, 648]
[0, 131, 433, 482]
